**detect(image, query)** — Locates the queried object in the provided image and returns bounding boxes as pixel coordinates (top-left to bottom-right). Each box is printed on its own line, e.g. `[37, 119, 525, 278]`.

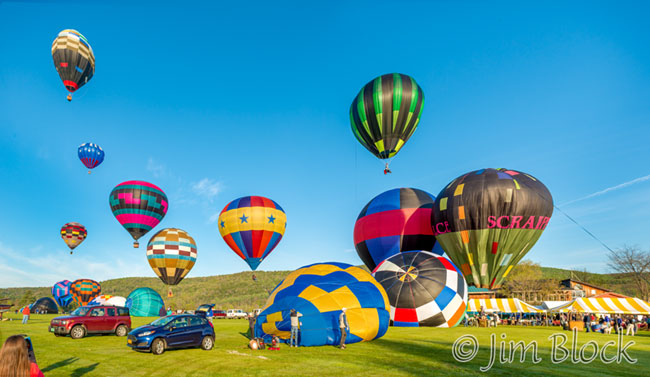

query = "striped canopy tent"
[468, 298, 543, 313]
[549, 297, 650, 314]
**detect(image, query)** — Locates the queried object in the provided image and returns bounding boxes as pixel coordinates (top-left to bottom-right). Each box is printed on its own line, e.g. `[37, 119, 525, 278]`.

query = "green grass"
[1, 313, 649, 376]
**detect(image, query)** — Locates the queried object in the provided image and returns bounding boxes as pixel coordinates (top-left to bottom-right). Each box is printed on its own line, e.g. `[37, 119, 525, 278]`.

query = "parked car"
[213, 310, 227, 319]
[127, 314, 215, 355]
[226, 309, 247, 319]
[49, 305, 131, 339]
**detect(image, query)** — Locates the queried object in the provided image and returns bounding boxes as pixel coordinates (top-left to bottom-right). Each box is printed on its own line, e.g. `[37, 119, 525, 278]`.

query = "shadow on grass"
[240, 331, 251, 339]
[42, 357, 79, 372]
[71, 362, 99, 377]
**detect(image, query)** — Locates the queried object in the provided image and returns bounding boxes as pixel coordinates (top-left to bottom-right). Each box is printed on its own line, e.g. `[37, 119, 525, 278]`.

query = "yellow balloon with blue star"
[218, 196, 286, 270]
[254, 262, 390, 347]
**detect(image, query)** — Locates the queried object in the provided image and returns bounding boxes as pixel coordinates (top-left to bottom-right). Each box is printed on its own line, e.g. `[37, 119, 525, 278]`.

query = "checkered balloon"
[373, 251, 467, 327]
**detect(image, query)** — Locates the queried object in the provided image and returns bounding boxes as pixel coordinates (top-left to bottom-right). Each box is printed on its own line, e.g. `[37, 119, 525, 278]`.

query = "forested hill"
[0, 267, 639, 311]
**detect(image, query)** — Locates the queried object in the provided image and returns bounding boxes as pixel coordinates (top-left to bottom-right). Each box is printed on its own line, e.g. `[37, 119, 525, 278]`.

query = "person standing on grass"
[0, 335, 44, 377]
[21, 306, 30, 325]
[583, 313, 590, 332]
[339, 308, 350, 349]
[248, 312, 257, 339]
[289, 309, 302, 347]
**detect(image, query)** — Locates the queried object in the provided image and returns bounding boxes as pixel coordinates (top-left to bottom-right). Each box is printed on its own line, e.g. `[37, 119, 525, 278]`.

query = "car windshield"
[70, 307, 90, 316]
[149, 316, 174, 327]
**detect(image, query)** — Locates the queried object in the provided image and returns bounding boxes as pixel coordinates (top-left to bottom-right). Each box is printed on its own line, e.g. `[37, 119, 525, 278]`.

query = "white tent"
[468, 298, 543, 313]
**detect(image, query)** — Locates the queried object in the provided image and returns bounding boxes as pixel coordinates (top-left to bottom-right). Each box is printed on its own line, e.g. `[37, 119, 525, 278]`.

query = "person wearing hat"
[339, 308, 350, 349]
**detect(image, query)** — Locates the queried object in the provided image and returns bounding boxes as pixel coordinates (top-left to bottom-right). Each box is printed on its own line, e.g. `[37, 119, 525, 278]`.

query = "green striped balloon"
[350, 73, 424, 160]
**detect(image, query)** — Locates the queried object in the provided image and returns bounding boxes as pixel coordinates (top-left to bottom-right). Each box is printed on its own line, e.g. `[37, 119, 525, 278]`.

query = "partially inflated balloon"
[146, 228, 197, 296]
[109, 181, 168, 248]
[51, 29, 95, 101]
[432, 168, 553, 289]
[217, 196, 286, 271]
[60, 222, 87, 254]
[354, 188, 444, 271]
[78, 143, 104, 173]
[70, 279, 101, 306]
[350, 73, 424, 162]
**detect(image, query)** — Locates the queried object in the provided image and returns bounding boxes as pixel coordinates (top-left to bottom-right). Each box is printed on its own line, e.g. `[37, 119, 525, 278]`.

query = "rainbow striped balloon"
[109, 181, 168, 247]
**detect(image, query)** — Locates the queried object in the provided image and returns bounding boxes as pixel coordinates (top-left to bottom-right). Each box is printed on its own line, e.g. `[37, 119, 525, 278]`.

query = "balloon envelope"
[51, 29, 95, 94]
[217, 196, 286, 271]
[60, 222, 87, 252]
[432, 168, 553, 289]
[354, 188, 444, 271]
[109, 181, 168, 247]
[373, 251, 467, 327]
[78, 143, 104, 170]
[89, 295, 126, 307]
[255, 262, 390, 347]
[52, 280, 73, 307]
[70, 279, 101, 306]
[126, 287, 164, 317]
[31, 297, 59, 314]
[350, 73, 424, 160]
[146, 228, 197, 286]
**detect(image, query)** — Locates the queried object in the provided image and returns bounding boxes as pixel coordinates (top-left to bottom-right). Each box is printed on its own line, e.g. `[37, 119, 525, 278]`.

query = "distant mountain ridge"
[0, 267, 639, 311]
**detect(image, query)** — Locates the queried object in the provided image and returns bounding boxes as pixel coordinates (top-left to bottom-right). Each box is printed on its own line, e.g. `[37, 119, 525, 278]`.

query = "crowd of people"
[462, 307, 650, 336]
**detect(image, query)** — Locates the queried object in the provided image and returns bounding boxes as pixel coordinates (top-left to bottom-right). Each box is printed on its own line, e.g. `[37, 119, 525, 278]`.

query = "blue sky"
[1, 1, 649, 287]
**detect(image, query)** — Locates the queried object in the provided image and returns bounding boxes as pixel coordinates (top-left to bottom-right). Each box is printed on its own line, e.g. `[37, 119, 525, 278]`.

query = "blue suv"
[127, 313, 215, 355]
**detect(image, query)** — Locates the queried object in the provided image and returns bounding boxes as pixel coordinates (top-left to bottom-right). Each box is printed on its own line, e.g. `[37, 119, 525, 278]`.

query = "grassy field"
[1, 313, 649, 376]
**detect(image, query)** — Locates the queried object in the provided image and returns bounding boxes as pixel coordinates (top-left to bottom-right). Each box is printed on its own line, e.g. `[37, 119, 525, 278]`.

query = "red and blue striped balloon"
[109, 181, 168, 248]
[354, 188, 444, 271]
[78, 142, 104, 172]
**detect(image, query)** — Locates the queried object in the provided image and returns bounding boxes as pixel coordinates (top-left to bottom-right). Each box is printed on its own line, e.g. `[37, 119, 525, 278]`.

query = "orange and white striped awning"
[468, 298, 543, 313]
[549, 297, 650, 314]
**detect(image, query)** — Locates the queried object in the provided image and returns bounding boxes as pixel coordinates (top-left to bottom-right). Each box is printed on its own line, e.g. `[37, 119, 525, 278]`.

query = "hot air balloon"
[373, 251, 467, 327]
[146, 228, 197, 297]
[70, 279, 101, 306]
[350, 73, 424, 173]
[78, 143, 104, 173]
[89, 295, 126, 307]
[255, 262, 389, 346]
[52, 280, 73, 307]
[126, 288, 164, 317]
[354, 188, 444, 271]
[60, 222, 87, 254]
[432, 168, 553, 289]
[217, 196, 286, 271]
[109, 181, 168, 248]
[51, 29, 95, 101]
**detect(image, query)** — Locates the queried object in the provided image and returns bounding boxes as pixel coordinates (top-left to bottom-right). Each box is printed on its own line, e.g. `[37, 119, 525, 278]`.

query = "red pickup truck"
[49, 305, 131, 339]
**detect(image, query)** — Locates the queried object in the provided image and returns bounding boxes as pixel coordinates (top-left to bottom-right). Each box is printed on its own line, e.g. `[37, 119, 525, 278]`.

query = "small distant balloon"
[60, 222, 87, 254]
[78, 143, 104, 173]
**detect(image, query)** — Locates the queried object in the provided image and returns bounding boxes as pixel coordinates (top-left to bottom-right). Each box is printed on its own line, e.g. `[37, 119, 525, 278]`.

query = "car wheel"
[70, 325, 86, 339]
[115, 325, 128, 337]
[151, 338, 165, 355]
[201, 336, 214, 350]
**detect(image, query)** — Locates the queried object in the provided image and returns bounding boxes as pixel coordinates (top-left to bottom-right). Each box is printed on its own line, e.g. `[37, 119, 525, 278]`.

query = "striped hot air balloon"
[146, 228, 197, 297]
[70, 279, 101, 306]
[60, 222, 87, 254]
[217, 196, 286, 271]
[354, 188, 444, 271]
[109, 181, 168, 248]
[350, 73, 424, 172]
[51, 29, 95, 101]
